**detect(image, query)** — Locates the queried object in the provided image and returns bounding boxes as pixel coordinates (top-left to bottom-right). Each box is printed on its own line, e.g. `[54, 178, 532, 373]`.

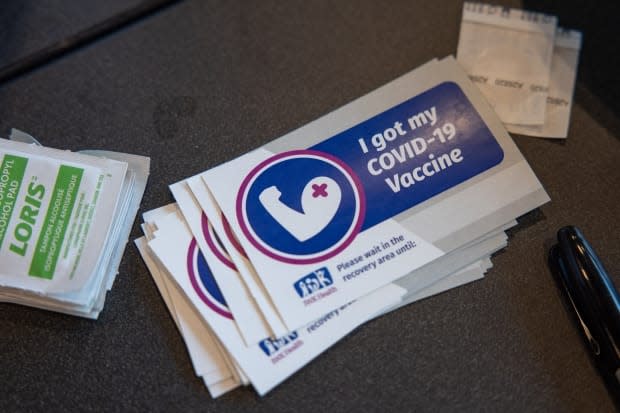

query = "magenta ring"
[201, 212, 236, 270]
[222, 212, 248, 258]
[235, 149, 366, 265]
[186, 238, 233, 319]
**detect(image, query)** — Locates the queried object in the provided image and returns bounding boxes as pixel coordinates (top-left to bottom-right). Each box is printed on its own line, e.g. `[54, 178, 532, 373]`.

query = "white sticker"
[202, 148, 442, 331]
[170, 180, 275, 345]
[135, 236, 241, 396]
[186, 175, 289, 338]
[197, 57, 549, 331]
[147, 213, 404, 396]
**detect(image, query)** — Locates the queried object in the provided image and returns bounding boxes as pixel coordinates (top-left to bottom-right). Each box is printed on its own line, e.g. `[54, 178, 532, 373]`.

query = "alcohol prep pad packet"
[457, 2, 557, 125]
[0, 133, 150, 318]
[0, 138, 125, 294]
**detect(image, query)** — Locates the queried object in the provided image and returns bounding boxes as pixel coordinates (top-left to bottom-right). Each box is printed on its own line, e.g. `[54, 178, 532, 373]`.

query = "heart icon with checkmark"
[258, 176, 342, 242]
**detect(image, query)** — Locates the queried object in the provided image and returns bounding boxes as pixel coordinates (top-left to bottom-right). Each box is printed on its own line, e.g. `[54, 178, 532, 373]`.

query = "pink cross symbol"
[312, 183, 328, 198]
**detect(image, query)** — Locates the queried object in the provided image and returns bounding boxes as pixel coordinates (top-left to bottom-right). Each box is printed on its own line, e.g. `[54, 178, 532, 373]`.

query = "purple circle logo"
[236, 149, 365, 264]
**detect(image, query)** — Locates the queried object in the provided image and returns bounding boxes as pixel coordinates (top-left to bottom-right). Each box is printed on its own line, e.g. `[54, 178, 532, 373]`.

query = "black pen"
[548, 226, 620, 402]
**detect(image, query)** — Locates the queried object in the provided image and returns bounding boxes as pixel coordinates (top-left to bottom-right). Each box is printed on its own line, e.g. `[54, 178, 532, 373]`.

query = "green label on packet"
[0, 154, 28, 250]
[29, 165, 84, 279]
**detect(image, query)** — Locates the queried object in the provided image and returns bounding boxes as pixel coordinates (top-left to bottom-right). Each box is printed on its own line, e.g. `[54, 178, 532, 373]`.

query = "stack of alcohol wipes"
[457, 2, 582, 139]
[0, 130, 149, 318]
[136, 56, 550, 397]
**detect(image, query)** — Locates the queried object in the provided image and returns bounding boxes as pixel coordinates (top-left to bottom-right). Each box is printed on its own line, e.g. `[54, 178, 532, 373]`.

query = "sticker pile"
[457, 2, 582, 138]
[0, 130, 149, 318]
[136, 56, 550, 397]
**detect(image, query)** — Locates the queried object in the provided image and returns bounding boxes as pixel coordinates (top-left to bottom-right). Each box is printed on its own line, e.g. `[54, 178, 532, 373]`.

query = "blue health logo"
[259, 331, 299, 357]
[294, 267, 334, 298]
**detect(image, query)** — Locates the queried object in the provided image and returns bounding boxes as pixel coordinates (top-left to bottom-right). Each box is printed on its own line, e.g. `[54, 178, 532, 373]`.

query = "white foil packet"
[457, 2, 557, 125]
[506, 29, 582, 138]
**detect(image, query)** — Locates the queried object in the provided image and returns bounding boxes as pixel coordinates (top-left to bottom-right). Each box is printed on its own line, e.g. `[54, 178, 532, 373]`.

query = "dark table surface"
[1, 1, 619, 411]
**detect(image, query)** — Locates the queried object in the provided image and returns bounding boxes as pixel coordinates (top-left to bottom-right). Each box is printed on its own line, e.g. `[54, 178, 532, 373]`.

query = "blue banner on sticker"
[236, 82, 503, 263]
[312, 81, 504, 229]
